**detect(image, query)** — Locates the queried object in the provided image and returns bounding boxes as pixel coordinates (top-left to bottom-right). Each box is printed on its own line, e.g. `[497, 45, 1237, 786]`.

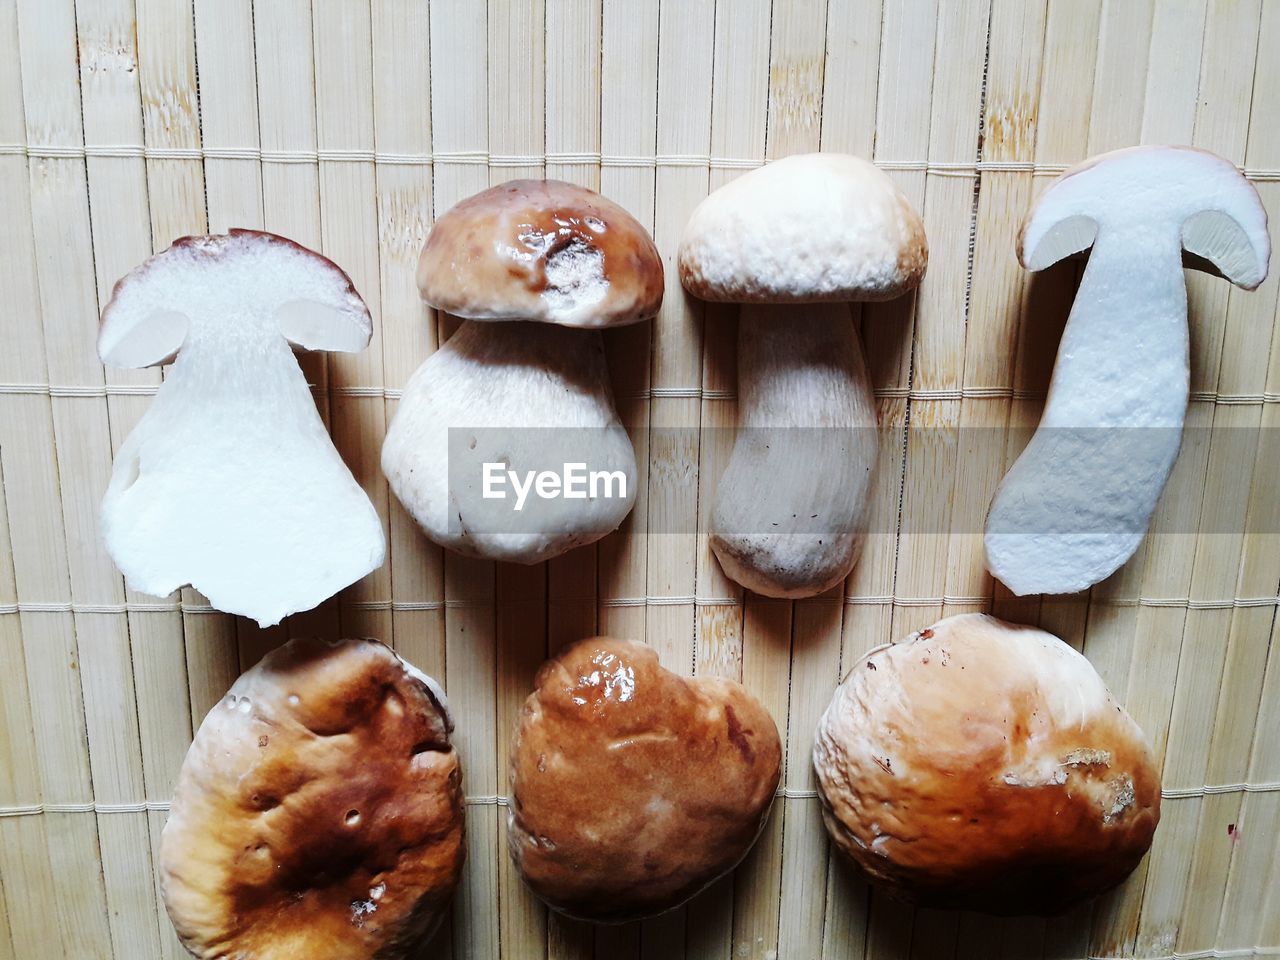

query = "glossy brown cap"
[814, 614, 1160, 916]
[508, 637, 782, 922]
[160, 638, 465, 959]
[417, 180, 664, 328]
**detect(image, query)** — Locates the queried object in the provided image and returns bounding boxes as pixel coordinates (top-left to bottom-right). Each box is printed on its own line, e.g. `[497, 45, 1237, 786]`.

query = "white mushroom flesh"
[986, 146, 1269, 595]
[100, 233, 385, 626]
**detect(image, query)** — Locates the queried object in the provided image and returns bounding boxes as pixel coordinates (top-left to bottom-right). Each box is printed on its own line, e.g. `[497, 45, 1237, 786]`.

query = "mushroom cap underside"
[1019, 145, 1270, 289]
[99, 229, 373, 368]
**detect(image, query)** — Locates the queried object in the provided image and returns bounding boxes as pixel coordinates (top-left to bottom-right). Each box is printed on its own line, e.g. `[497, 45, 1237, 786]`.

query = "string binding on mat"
[4, 143, 1280, 182]
[1, 596, 1277, 616]
[1091, 949, 1280, 960]
[4, 781, 1280, 819]
[3, 382, 1279, 406]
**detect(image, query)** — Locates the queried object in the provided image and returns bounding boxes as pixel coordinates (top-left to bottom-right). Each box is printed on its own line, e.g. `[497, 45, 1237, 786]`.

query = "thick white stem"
[985, 230, 1189, 595]
[711, 304, 878, 598]
[102, 315, 385, 626]
[382, 320, 637, 564]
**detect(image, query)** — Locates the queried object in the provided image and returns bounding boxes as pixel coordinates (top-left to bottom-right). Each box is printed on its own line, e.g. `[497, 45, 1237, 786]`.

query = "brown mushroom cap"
[160, 638, 465, 960]
[417, 180, 664, 328]
[508, 637, 781, 922]
[813, 614, 1160, 915]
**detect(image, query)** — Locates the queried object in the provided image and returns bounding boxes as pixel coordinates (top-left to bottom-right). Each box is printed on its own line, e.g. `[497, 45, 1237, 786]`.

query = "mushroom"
[508, 637, 781, 922]
[383, 180, 663, 564]
[813, 614, 1161, 915]
[99, 230, 386, 627]
[160, 637, 464, 959]
[985, 145, 1270, 596]
[678, 153, 927, 597]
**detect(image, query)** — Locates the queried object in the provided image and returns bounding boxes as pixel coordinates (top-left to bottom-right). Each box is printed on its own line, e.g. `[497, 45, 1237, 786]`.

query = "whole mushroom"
[160, 637, 464, 959]
[813, 614, 1161, 915]
[985, 145, 1270, 596]
[678, 153, 927, 598]
[508, 637, 781, 922]
[383, 180, 663, 564]
[99, 230, 386, 626]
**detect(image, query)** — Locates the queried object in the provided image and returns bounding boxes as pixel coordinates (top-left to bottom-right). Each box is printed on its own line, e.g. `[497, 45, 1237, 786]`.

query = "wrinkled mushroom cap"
[678, 153, 928, 304]
[1019, 145, 1270, 289]
[160, 638, 465, 960]
[508, 637, 782, 922]
[813, 614, 1160, 916]
[99, 229, 372, 368]
[417, 180, 664, 328]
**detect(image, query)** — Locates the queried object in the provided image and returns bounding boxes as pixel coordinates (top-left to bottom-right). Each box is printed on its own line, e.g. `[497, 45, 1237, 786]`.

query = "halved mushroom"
[678, 154, 927, 597]
[985, 146, 1270, 596]
[384, 180, 662, 564]
[100, 230, 386, 626]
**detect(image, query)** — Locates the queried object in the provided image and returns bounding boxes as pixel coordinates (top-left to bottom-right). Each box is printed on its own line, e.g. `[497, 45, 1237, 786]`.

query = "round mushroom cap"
[417, 180, 664, 327]
[508, 637, 782, 922]
[813, 614, 1160, 916]
[1018, 144, 1270, 288]
[160, 638, 465, 960]
[99, 229, 373, 368]
[678, 153, 928, 304]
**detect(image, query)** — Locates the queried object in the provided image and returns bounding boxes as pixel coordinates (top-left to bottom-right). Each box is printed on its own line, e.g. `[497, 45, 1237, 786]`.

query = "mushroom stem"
[986, 237, 1201, 595]
[382, 320, 637, 564]
[1040, 229, 1190, 426]
[711, 305, 878, 598]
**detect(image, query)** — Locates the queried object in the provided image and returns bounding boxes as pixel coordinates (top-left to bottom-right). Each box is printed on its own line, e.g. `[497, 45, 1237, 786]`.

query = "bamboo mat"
[0, 0, 1278, 958]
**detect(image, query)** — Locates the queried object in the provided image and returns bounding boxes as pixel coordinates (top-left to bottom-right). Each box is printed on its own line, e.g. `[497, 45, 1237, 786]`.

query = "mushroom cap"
[508, 637, 782, 922]
[160, 638, 465, 960]
[1019, 145, 1271, 289]
[99, 229, 372, 368]
[417, 180, 664, 328]
[677, 153, 928, 304]
[813, 614, 1160, 916]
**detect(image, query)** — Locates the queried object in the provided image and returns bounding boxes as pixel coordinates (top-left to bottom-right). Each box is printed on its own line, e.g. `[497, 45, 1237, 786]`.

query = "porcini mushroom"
[678, 153, 927, 597]
[160, 637, 464, 959]
[383, 180, 662, 564]
[813, 614, 1160, 915]
[508, 637, 781, 922]
[99, 230, 386, 626]
[985, 146, 1270, 596]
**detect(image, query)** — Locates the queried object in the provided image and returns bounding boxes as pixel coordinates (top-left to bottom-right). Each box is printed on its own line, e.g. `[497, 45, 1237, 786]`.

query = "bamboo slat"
[820, 19, 891, 944]
[640, 5, 717, 956]
[541, 23, 602, 946]
[427, 6, 494, 956]
[76, 1, 171, 953]
[10, 0, 116, 956]
[0, 2, 1277, 958]
[486, 3, 550, 959]
[695, 4, 768, 955]
[596, 0, 658, 688]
